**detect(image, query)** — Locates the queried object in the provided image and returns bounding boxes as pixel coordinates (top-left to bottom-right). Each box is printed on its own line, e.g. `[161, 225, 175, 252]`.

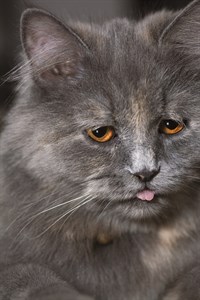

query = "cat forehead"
[73, 10, 176, 58]
[71, 82, 164, 130]
[74, 11, 190, 113]
[69, 13, 177, 93]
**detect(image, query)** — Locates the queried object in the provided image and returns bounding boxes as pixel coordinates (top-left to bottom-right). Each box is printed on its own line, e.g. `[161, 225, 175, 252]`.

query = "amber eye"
[159, 119, 185, 135]
[87, 126, 115, 143]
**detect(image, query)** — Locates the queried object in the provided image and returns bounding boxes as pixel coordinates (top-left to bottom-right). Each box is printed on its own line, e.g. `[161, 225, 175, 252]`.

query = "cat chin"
[86, 195, 173, 231]
[65, 190, 196, 237]
[112, 200, 166, 223]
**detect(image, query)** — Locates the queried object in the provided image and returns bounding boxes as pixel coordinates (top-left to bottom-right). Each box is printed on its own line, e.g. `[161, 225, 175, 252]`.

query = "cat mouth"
[119, 189, 157, 204]
[136, 189, 155, 202]
[115, 189, 157, 205]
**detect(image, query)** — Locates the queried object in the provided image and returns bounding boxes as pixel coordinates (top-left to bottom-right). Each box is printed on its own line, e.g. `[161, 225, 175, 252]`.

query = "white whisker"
[33, 196, 95, 238]
[13, 194, 91, 241]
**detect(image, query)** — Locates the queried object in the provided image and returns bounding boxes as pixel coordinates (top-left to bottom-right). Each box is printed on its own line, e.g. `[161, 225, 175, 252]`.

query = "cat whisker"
[97, 199, 112, 221]
[33, 196, 95, 239]
[183, 175, 200, 181]
[0, 61, 25, 86]
[1, 43, 71, 87]
[31, 193, 92, 218]
[4, 189, 68, 233]
[13, 193, 91, 240]
[58, 196, 97, 234]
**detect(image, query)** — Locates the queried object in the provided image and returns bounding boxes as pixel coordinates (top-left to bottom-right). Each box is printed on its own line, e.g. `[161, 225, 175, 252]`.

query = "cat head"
[5, 0, 200, 233]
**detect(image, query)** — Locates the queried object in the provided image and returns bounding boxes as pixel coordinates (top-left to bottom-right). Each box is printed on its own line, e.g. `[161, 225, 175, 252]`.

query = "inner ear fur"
[21, 8, 89, 83]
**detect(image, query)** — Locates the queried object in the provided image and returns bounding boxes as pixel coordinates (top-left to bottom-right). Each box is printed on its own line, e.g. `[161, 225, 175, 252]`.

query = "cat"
[0, 0, 200, 299]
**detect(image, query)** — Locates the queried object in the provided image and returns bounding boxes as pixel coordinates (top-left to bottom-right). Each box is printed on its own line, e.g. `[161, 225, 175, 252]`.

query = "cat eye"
[87, 126, 115, 143]
[159, 119, 185, 135]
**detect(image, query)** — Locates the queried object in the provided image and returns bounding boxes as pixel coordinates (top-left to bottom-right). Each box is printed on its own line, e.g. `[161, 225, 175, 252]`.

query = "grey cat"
[0, 0, 200, 299]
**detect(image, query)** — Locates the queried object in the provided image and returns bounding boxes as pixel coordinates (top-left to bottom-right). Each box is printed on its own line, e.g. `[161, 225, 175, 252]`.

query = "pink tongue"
[136, 190, 155, 201]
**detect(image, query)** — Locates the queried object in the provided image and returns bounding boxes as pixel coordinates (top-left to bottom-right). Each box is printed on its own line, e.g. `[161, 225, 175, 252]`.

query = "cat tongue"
[136, 190, 155, 201]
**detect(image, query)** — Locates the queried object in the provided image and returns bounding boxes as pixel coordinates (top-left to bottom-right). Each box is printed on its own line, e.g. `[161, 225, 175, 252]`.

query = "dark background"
[0, 0, 192, 125]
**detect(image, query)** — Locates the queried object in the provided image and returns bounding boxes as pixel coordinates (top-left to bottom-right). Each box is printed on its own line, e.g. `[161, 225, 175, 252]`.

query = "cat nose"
[133, 168, 160, 182]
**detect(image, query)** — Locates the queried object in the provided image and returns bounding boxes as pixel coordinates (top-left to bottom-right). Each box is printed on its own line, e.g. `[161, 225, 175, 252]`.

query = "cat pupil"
[93, 127, 107, 138]
[165, 120, 179, 130]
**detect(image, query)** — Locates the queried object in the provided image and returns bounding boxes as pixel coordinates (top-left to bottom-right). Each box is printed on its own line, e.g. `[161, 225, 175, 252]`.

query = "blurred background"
[0, 0, 193, 127]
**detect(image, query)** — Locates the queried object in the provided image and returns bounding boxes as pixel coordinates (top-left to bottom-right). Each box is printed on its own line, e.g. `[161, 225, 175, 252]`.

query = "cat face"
[12, 2, 200, 228]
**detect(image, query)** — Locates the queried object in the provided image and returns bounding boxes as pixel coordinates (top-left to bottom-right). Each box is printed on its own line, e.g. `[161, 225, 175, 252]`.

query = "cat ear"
[159, 0, 200, 53]
[21, 9, 89, 84]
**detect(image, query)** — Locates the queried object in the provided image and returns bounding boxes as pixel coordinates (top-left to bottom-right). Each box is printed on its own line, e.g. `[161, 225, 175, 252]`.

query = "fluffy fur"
[0, 1, 200, 299]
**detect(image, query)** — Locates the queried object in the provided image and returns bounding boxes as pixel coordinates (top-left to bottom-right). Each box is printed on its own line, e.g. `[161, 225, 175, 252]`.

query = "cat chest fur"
[22, 229, 196, 300]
